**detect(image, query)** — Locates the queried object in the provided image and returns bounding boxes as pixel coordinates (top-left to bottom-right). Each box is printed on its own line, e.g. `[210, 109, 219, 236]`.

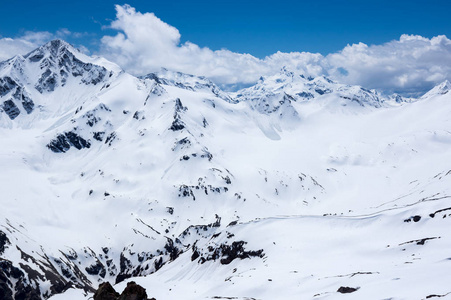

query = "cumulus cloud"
[99, 5, 327, 86]
[327, 35, 451, 95]
[100, 5, 451, 95]
[0, 30, 56, 61]
[0, 29, 90, 61]
[99, 5, 451, 95]
[0, 38, 36, 61]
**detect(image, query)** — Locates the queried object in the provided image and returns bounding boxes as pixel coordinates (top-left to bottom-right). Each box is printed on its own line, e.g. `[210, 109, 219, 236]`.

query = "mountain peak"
[439, 79, 451, 89]
[421, 79, 451, 99]
[38, 38, 71, 52]
[279, 66, 295, 77]
[141, 68, 235, 103]
[45, 38, 72, 49]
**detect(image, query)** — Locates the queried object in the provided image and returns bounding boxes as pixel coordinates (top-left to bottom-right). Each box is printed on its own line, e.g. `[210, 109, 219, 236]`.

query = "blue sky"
[0, 1, 451, 95]
[1, 0, 450, 57]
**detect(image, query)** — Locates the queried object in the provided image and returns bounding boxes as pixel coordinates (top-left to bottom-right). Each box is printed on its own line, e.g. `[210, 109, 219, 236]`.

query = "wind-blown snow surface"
[1, 40, 451, 300]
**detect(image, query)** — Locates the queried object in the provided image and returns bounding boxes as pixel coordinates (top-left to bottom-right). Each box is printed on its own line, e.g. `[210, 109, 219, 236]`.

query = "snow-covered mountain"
[421, 79, 450, 99]
[0, 39, 121, 127]
[235, 66, 388, 108]
[1, 40, 451, 300]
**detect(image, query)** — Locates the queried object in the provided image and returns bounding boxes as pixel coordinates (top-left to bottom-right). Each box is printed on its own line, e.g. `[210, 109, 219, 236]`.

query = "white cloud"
[100, 5, 451, 95]
[327, 35, 451, 95]
[100, 5, 330, 88]
[0, 29, 91, 62]
[0, 32, 50, 61]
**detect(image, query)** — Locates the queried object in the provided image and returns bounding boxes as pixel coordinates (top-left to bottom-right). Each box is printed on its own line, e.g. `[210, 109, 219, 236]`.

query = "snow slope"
[1, 40, 451, 300]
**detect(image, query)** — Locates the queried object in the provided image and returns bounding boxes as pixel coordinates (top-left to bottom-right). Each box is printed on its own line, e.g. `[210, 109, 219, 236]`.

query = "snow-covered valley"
[1, 40, 451, 300]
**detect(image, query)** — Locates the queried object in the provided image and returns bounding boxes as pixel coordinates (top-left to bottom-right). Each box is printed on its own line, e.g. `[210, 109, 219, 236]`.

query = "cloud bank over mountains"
[2, 4, 451, 96]
[0, 29, 88, 62]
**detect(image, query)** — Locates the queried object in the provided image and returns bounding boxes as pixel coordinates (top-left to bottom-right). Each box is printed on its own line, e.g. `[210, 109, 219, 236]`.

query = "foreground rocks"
[94, 281, 156, 300]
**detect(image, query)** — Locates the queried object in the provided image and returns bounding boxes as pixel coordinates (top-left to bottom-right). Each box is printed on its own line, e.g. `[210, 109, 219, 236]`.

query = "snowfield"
[0, 40, 451, 300]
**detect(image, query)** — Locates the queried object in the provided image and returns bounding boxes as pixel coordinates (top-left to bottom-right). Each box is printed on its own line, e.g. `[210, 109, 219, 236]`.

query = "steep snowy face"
[0, 57, 36, 120]
[24, 39, 110, 92]
[421, 80, 451, 99]
[141, 68, 235, 103]
[0, 39, 119, 125]
[235, 67, 387, 109]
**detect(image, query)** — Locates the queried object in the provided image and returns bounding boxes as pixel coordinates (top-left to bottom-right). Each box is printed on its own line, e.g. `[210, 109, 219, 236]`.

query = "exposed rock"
[0, 279, 13, 300]
[0, 231, 9, 255]
[93, 282, 120, 300]
[105, 132, 117, 146]
[169, 118, 185, 131]
[399, 237, 440, 246]
[0, 259, 41, 300]
[297, 91, 314, 99]
[218, 241, 264, 265]
[10, 87, 35, 114]
[429, 207, 451, 218]
[94, 281, 154, 300]
[164, 238, 181, 261]
[29, 40, 109, 93]
[142, 73, 162, 84]
[93, 131, 106, 141]
[404, 215, 422, 223]
[86, 260, 106, 278]
[20, 93, 34, 114]
[2, 100, 20, 120]
[169, 98, 187, 131]
[337, 286, 358, 293]
[174, 98, 187, 112]
[118, 281, 148, 300]
[47, 131, 91, 153]
[115, 254, 133, 284]
[36, 69, 58, 93]
[193, 240, 264, 265]
[0, 76, 17, 97]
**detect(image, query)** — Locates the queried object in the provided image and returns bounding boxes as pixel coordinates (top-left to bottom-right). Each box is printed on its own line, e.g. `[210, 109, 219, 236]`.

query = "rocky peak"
[26, 39, 75, 60]
[141, 68, 234, 103]
[0, 39, 117, 122]
[23, 39, 111, 93]
[279, 66, 296, 78]
[235, 68, 387, 108]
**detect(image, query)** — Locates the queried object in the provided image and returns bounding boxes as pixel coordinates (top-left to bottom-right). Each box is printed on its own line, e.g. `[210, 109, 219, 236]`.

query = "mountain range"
[1, 39, 451, 300]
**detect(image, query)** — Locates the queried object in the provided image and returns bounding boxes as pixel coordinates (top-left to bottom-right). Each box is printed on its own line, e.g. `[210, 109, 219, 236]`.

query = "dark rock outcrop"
[2, 100, 20, 119]
[94, 281, 153, 300]
[47, 131, 91, 153]
[0, 77, 17, 97]
[36, 69, 58, 93]
[169, 118, 185, 131]
[30, 40, 109, 93]
[0, 259, 41, 300]
[0, 231, 9, 255]
[86, 260, 106, 278]
[10, 87, 35, 114]
[118, 281, 148, 300]
[169, 98, 187, 131]
[93, 282, 120, 300]
[192, 239, 264, 265]
[337, 286, 358, 293]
